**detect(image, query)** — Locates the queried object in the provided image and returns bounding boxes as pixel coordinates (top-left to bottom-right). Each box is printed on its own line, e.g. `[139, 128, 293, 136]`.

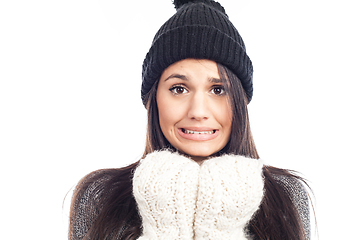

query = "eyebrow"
[164, 74, 188, 81]
[164, 74, 224, 83]
[209, 77, 223, 83]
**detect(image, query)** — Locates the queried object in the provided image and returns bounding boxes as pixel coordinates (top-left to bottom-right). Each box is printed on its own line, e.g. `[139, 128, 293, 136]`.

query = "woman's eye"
[211, 86, 225, 95]
[169, 86, 188, 94]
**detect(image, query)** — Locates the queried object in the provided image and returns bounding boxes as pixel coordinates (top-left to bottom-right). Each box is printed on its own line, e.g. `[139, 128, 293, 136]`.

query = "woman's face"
[156, 59, 232, 161]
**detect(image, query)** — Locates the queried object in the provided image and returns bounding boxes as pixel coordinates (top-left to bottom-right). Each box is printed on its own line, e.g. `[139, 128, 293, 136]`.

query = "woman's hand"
[133, 150, 200, 240]
[194, 155, 264, 240]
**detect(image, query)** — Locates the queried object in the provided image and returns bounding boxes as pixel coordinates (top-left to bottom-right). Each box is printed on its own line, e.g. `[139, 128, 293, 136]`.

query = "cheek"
[158, 105, 173, 130]
[214, 100, 233, 130]
[157, 91, 182, 131]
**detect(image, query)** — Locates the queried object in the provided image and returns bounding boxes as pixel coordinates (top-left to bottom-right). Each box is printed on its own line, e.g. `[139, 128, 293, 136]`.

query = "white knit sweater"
[132, 150, 264, 240]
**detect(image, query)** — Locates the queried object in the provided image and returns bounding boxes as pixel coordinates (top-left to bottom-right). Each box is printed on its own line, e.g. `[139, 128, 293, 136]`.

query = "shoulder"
[272, 173, 309, 205]
[70, 169, 118, 239]
[271, 171, 311, 239]
[69, 164, 138, 239]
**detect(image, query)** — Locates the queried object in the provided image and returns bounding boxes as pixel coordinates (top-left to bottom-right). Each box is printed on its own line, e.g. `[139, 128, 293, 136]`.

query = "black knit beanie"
[141, 0, 253, 105]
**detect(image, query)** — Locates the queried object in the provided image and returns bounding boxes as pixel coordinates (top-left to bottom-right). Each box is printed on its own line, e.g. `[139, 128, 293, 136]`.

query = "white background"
[1, 0, 359, 239]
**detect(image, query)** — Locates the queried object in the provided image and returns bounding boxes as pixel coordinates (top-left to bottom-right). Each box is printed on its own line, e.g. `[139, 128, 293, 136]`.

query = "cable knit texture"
[194, 155, 264, 239]
[133, 151, 264, 240]
[132, 150, 200, 240]
[71, 157, 310, 239]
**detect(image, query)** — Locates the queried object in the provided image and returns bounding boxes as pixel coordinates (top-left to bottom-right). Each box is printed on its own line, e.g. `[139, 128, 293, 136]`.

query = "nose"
[187, 92, 210, 121]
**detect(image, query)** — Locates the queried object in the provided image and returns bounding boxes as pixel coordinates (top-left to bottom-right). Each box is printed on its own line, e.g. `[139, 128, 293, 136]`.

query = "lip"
[177, 127, 219, 141]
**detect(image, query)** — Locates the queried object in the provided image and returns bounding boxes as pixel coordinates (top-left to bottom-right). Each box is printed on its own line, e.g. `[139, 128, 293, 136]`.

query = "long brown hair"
[69, 62, 309, 240]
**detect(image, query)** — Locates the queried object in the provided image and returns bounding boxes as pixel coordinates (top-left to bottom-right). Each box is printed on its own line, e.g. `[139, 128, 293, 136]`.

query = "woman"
[69, 0, 311, 239]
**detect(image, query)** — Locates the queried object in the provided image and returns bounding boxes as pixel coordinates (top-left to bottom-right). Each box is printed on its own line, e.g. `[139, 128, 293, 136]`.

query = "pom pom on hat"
[173, 0, 197, 9]
[173, 0, 227, 15]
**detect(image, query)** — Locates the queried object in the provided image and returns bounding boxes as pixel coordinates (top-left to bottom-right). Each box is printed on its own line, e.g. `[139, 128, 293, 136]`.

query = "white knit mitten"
[132, 150, 200, 240]
[194, 155, 264, 240]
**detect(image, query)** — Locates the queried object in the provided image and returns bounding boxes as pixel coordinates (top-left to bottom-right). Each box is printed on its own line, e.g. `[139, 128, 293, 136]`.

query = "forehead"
[160, 59, 220, 81]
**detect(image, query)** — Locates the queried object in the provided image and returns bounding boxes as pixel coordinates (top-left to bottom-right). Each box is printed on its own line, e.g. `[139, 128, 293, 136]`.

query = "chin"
[179, 146, 219, 160]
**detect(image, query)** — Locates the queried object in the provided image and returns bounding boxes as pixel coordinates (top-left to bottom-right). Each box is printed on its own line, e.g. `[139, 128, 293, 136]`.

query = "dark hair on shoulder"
[69, 163, 142, 240]
[69, 62, 311, 240]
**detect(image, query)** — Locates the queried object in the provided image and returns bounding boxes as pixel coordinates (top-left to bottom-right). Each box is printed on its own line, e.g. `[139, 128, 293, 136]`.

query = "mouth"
[181, 128, 217, 135]
[178, 128, 219, 141]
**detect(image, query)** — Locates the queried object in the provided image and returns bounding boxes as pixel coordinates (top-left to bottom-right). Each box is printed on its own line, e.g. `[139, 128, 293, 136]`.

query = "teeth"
[184, 129, 214, 134]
